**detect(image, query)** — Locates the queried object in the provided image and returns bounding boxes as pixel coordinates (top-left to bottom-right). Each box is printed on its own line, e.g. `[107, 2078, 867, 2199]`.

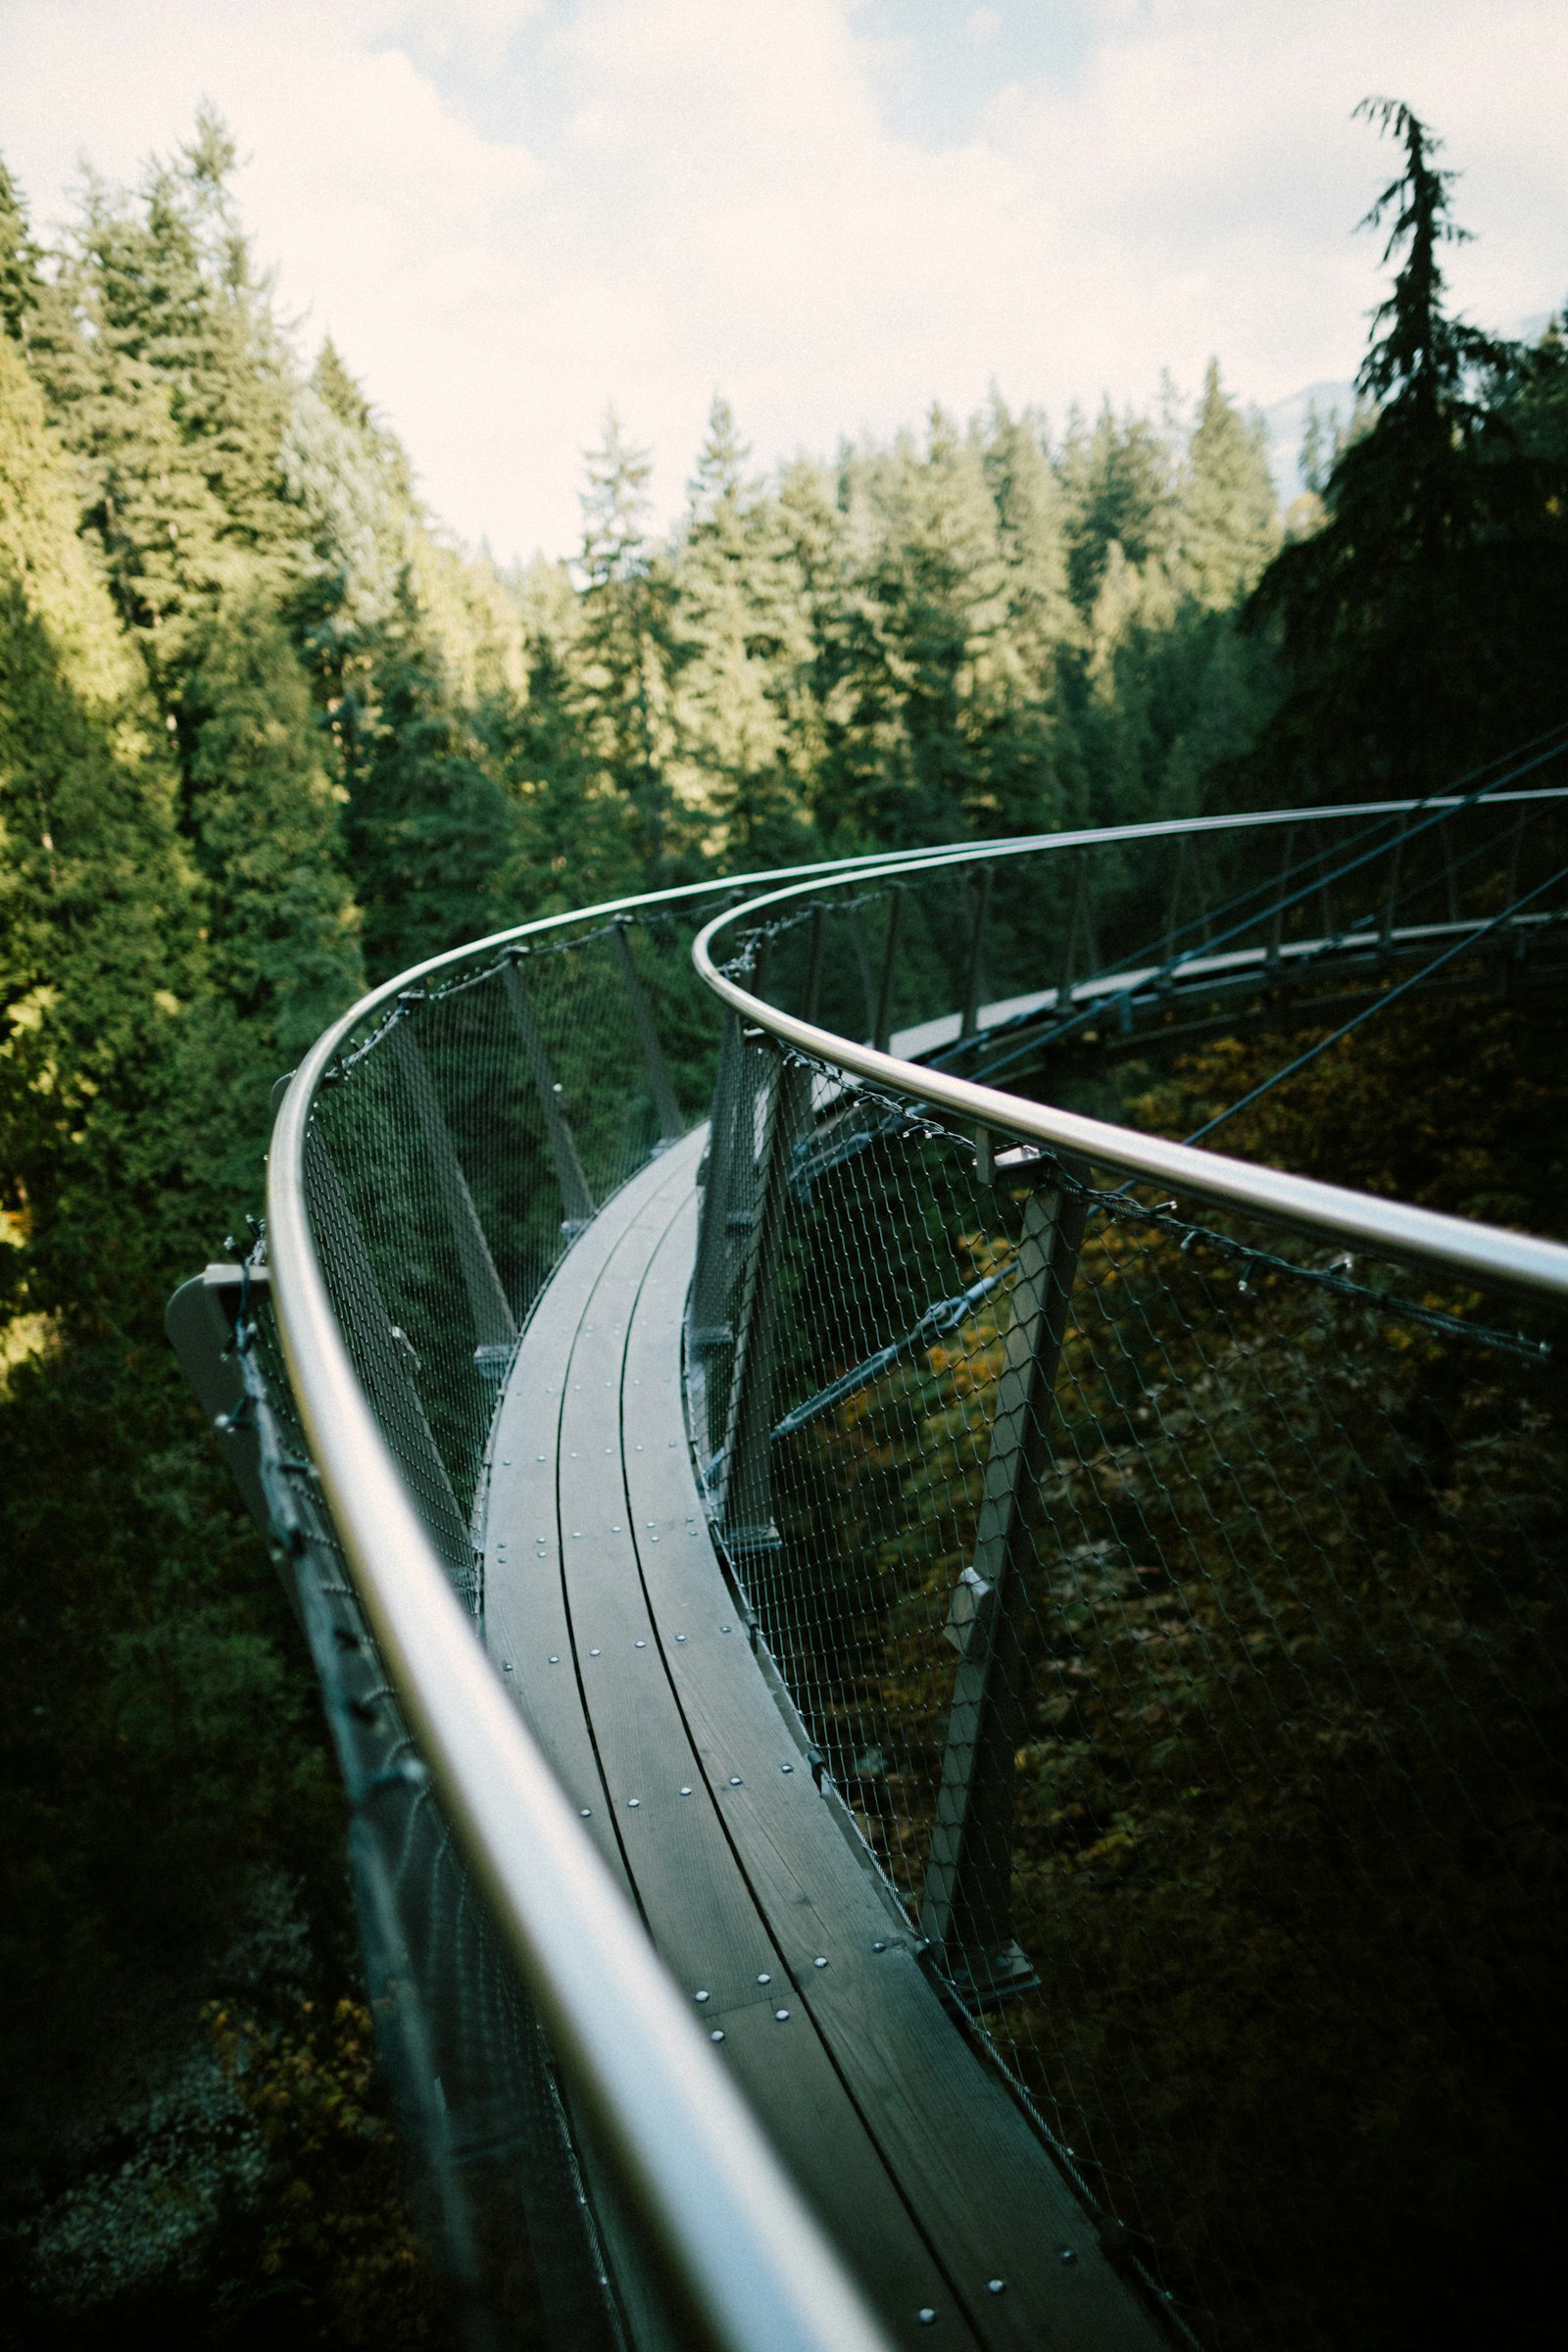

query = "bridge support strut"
[920, 1168, 1085, 2009]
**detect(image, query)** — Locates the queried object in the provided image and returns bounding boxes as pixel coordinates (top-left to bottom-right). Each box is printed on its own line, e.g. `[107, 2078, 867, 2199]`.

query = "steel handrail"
[691, 823, 1568, 1309]
[266, 858, 946, 2352]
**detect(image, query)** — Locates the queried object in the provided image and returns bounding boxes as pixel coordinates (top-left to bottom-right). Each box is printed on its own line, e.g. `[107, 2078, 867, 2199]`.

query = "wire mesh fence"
[692, 990, 1566, 2350]
[751, 772, 1568, 1111]
[299, 900, 723, 1605]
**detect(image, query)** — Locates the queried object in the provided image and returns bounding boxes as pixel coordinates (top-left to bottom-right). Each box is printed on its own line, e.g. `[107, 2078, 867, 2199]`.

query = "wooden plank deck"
[483, 1133, 1167, 2352]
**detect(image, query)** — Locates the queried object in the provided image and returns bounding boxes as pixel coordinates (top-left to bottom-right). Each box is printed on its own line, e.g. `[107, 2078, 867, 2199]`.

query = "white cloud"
[1, 0, 1562, 562]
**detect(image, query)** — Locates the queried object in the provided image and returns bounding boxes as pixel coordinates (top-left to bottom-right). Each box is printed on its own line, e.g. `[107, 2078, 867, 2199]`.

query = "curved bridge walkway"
[179, 778, 1568, 2352]
[482, 1124, 1154, 2351]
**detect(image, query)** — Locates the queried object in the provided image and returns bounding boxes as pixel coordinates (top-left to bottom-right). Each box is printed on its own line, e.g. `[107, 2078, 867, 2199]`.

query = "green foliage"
[0, 330, 199, 1333]
[0, 153, 368, 2345]
[184, 596, 363, 1068]
[665, 397, 818, 861]
[1244, 100, 1568, 802]
[335, 573, 520, 975]
[1176, 362, 1280, 611]
[571, 408, 677, 863]
[205, 1999, 453, 2348]
[0, 157, 40, 343]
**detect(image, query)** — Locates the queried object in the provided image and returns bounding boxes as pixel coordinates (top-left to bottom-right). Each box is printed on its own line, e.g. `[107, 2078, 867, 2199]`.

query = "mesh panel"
[300, 904, 724, 1603]
[691, 790, 1568, 2350]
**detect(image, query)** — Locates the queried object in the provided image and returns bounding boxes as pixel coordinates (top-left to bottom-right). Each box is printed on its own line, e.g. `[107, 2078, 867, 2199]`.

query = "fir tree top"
[0, 153, 39, 341]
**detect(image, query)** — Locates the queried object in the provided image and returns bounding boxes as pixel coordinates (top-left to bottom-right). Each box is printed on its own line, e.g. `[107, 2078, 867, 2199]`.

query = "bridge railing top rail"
[691, 804, 1568, 1309]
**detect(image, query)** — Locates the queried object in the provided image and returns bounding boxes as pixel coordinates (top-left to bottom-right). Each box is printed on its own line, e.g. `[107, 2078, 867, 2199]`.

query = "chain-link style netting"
[695, 1039, 1565, 2350]
[302, 903, 722, 1610]
[692, 788, 1567, 2351]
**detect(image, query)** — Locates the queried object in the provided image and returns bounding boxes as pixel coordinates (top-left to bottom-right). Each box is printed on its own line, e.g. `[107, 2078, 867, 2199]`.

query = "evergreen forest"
[1, 97, 1566, 2347]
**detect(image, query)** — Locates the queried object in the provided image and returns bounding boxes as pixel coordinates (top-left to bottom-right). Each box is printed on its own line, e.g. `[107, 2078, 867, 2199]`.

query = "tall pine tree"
[1247, 99, 1568, 799]
[667, 397, 816, 861]
[574, 409, 675, 862]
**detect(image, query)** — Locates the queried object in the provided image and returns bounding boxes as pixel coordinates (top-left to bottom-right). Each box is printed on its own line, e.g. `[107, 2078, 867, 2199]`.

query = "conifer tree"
[1247, 100, 1568, 798]
[0, 154, 40, 341]
[667, 397, 815, 859]
[184, 592, 363, 1070]
[977, 396, 1073, 828]
[1058, 402, 1175, 612]
[497, 568, 645, 911]
[0, 332, 201, 1314]
[32, 126, 293, 699]
[982, 396, 1074, 650]
[1, 333, 332, 2095]
[22, 125, 373, 1058]
[816, 412, 1018, 844]
[1175, 361, 1279, 609]
[335, 574, 519, 975]
[575, 409, 674, 860]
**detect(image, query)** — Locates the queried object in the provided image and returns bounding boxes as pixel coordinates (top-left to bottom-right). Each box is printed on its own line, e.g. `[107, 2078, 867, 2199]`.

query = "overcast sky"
[3, 0, 1563, 562]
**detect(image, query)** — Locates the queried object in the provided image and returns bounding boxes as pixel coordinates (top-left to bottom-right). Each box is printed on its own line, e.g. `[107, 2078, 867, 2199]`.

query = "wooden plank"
[548, 1152, 982, 2352]
[620, 1190, 1171, 2352]
[482, 1146, 703, 1891]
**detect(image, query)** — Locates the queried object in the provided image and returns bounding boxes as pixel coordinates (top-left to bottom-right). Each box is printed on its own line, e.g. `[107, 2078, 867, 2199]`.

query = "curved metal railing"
[176, 773, 1568, 2351]
[691, 822, 1568, 1306]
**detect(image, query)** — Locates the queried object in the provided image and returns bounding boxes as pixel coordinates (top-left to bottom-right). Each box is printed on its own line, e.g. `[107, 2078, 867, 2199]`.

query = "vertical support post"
[388, 1025, 516, 1370]
[501, 956, 595, 1231]
[920, 1172, 1086, 2005]
[611, 920, 683, 1145]
[690, 1011, 770, 1467]
[802, 904, 826, 1025]
[1264, 826, 1296, 971]
[690, 1010, 747, 1350]
[1379, 824, 1405, 952]
[847, 906, 878, 1045]
[872, 887, 905, 1054]
[1058, 850, 1099, 1015]
[717, 1051, 809, 1558]
[960, 865, 994, 1041]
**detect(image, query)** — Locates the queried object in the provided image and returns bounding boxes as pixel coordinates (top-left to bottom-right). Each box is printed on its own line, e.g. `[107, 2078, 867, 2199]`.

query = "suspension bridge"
[170, 759, 1568, 2352]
